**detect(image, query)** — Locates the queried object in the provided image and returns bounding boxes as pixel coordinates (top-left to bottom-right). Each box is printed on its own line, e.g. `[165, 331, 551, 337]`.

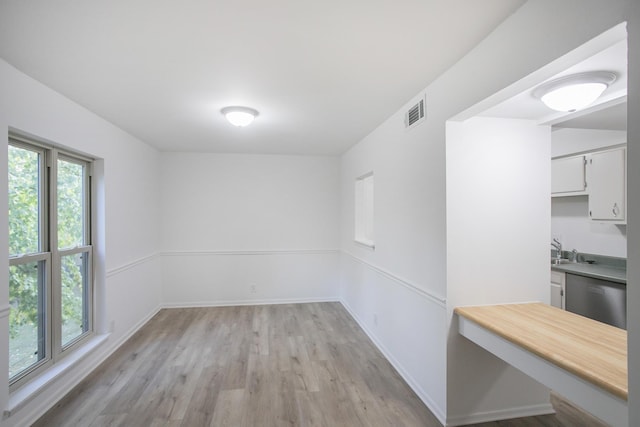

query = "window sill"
[354, 239, 375, 250]
[5, 333, 110, 417]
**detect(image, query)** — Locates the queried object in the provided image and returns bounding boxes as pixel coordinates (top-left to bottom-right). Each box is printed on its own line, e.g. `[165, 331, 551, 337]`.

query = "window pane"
[61, 252, 89, 346]
[58, 159, 85, 249]
[9, 260, 46, 378]
[8, 145, 41, 256]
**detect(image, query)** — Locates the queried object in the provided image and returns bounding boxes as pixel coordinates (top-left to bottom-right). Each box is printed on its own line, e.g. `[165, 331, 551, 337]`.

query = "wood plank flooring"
[33, 302, 609, 427]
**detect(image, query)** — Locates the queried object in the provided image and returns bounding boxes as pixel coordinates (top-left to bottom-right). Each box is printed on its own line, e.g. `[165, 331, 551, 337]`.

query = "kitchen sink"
[551, 258, 572, 265]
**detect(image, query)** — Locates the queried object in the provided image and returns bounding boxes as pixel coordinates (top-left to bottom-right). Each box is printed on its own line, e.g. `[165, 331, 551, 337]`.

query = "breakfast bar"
[455, 302, 627, 427]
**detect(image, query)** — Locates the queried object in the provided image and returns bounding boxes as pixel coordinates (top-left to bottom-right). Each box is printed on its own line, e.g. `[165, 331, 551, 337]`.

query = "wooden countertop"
[455, 302, 627, 400]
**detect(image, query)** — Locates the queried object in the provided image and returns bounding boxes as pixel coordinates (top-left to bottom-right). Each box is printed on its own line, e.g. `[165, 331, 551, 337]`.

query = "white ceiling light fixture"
[221, 106, 259, 127]
[533, 71, 617, 112]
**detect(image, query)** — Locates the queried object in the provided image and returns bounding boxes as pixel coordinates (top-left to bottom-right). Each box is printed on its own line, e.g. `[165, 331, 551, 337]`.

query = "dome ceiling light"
[532, 71, 617, 112]
[221, 106, 259, 127]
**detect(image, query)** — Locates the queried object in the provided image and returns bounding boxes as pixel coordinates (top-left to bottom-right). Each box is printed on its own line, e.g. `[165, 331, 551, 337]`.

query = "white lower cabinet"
[550, 270, 566, 309]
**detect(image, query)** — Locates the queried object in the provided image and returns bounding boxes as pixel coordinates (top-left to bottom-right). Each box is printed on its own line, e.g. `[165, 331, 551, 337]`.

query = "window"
[355, 172, 374, 248]
[8, 136, 93, 389]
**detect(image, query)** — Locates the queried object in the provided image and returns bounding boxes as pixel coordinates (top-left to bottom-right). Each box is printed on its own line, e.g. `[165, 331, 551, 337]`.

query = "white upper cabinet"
[551, 155, 586, 195]
[587, 147, 626, 222]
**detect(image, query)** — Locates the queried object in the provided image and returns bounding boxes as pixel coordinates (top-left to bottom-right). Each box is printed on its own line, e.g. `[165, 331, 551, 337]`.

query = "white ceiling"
[480, 39, 628, 131]
[0, 1, 525, 155]
[554, 102, 626, 131]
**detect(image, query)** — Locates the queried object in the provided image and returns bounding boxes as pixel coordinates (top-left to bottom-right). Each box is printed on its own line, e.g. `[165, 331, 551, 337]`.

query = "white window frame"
[354, 172, 374, 248]
[8, 135, 94, 391]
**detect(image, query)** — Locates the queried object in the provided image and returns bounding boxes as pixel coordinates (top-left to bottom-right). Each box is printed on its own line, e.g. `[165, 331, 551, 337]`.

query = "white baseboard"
[339, 299, 447, 425]
[162, 296, 339, 309]
[104, 305, 164, 355]
[446, 403, 555, 426]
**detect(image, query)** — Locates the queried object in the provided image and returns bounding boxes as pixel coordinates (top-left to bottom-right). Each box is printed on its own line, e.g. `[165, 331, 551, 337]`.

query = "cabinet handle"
[612, 203, 619, 217]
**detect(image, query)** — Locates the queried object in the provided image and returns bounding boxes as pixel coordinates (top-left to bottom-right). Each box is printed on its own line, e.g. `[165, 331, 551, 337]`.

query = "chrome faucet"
[551, 238, 562, 259]
[570, 248, 579, 263]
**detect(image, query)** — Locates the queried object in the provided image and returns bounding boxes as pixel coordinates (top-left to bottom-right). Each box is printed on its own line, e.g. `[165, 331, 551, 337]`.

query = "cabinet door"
[550, 283, 563, 309]
[551, 270, 565, 309]
[551, 156, 585, 195]
[588, 148, 625, 221]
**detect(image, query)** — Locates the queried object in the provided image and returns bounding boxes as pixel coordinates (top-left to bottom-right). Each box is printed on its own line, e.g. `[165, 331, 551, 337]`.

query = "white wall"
[339, 104, 448, 419]
[338, 1, 635, 425]
[339, 103, 447, 299]
[160, 153, 340, 306]
[446, 117, 552, 424]
[551, 128, 627, 257]
[552, 196, 627, 257]
[0, 59, 162, 426]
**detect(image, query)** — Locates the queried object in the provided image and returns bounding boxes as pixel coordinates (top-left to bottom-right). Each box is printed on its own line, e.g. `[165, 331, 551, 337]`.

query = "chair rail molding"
[341, 251, 446, 307]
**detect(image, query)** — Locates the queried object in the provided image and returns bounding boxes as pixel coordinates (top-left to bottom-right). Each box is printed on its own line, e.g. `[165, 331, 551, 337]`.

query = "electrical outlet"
[250, 284, 257, 294]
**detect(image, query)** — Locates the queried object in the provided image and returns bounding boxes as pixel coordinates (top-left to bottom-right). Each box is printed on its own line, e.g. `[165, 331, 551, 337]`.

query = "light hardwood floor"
[33, 303, 608, 427]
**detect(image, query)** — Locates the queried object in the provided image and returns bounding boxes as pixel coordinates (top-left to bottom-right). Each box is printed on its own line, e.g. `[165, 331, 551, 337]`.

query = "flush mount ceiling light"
[532, 71, 617, 112]
[221, 106, 259, 127]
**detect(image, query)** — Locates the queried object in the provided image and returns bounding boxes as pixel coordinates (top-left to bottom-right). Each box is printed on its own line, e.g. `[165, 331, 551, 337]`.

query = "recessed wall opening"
[445, 22, 628, 427]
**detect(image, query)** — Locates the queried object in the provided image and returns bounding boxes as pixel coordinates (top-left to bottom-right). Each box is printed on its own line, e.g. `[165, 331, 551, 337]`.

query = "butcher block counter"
[455, 302, 627, 426]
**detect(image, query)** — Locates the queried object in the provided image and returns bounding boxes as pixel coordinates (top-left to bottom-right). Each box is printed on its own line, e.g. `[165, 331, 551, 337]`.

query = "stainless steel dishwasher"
[565, 273, 626, 329]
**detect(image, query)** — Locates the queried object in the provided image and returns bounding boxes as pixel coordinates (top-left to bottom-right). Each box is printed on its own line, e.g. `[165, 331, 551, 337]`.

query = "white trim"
[105, 253, 159, 278]
[6, 334, 109, 417]
[163, 296, 339, 309]
[0, 304, 10, 319]
[105, 306, 163, 358]
[446, 403, 555, 426]
[341, 251, 446, 307]
[551, 142, 627, 160]
[356, 171, 374, 180]
[340, 299, 447, 425]
[161, 249, 339, 257]
[353, 239, 375, 249]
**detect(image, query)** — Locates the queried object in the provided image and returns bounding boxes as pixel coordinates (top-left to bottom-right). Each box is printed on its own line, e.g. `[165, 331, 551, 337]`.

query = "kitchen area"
[450, 25, 630, 427]
[478, 35, 629, 331]
[550, 122, 627, 329]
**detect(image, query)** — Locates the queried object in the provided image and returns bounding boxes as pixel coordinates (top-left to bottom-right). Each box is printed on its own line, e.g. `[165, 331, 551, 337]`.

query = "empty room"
[1, 1, 639, 426]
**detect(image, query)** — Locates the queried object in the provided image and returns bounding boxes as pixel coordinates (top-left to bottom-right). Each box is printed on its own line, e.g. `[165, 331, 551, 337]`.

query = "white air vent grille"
[404, 97, 425, 129]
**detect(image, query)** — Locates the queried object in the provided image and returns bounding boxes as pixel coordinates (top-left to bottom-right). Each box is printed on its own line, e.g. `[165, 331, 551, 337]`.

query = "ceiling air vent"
[404, 97, 426, 129]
